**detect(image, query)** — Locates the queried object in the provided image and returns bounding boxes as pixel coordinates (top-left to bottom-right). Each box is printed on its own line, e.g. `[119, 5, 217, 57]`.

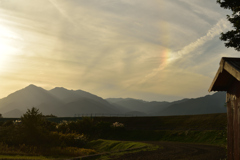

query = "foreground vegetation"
[0, 108, 156, 159]
[0, 139, 156, 160]
[0, 109, 227, 159]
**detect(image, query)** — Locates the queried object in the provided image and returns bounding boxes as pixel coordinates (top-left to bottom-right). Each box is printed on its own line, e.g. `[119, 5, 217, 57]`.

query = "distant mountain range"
[0, 84, 226, 118]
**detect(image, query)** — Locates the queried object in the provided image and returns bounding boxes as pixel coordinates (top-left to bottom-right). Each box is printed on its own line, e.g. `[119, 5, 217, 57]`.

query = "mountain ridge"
[0, 84, 226, 117]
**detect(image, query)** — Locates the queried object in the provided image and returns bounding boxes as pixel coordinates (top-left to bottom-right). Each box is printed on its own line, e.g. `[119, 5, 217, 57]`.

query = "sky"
[0, 0, 239, 102]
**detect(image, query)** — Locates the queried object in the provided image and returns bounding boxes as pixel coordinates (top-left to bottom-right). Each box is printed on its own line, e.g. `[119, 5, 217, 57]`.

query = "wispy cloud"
[138, 18, 231, 85]
[0, 0, 238, 101]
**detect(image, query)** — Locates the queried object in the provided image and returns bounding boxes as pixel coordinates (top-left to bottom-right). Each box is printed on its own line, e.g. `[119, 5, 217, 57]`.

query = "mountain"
[54, 97, 120, 117]
[106, 98, 170, 115]
[49, 87, 125, 116]
[0, 85, 124, 117]
[0, 84, 63, 116]
[157, 92, 226, 116]
[0, 84, 227, 118]
[3, 109, 23, 118]
[49, 87, 103, 103]
[106, 93, 226, 116]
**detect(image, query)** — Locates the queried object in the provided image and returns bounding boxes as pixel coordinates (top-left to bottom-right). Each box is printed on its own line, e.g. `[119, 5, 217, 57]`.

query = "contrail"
[176, 18, 229, 58]
[137, 18, 230, 85]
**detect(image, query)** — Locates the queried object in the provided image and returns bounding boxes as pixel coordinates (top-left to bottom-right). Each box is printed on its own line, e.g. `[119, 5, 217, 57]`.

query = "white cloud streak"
[138, 18, 231, 86]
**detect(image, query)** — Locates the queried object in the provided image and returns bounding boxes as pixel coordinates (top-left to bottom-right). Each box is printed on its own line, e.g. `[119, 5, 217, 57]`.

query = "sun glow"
[0, 24, 20, 39]
[0, 24, 21, 72]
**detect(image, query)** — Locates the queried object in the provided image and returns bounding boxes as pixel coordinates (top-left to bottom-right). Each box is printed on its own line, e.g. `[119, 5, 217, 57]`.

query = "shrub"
[57, 117, 95, 139]
[112, 122, 124, 128]
[50, 132, 88, 148]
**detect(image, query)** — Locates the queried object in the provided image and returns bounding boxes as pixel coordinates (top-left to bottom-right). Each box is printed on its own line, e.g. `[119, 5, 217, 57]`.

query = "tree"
[217, 0, 240, 51]
[21, 107, 44, 128]
[21, 107, 49, 145]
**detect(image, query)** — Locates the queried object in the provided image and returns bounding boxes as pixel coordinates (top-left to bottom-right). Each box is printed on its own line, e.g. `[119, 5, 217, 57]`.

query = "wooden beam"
[224, 62, 240, 82]
[208, 66, 222, 92]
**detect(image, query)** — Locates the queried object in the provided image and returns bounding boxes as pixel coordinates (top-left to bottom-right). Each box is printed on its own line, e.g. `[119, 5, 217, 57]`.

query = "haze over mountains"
[0, 84, 226, 118]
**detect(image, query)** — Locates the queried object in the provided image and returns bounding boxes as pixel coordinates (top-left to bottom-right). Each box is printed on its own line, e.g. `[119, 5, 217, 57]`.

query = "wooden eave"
[209, 57, 240, 92]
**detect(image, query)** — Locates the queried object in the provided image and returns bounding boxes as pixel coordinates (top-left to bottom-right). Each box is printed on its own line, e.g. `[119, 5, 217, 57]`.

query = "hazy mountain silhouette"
[49, 87, 105, 104]
[3, 109, 23, 118]
[0, 84, 227, 118]
[49, 87, 125, 116]
[0, 84, 63, 116]
[54, 97, 121, 117]
[106, 98, 171, 115]
[106, 93, 225, 116]
[157, 92, 226, 116]
[106, 101, 132, 113]
[0, 85, 124, 117]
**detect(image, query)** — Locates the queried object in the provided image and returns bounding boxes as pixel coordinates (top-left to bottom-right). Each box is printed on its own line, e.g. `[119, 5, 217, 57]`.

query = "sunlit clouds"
[0, 0, 239, 101]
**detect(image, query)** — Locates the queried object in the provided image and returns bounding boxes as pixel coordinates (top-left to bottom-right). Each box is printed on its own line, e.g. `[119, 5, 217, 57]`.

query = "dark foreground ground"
[111, 141, 226, 160]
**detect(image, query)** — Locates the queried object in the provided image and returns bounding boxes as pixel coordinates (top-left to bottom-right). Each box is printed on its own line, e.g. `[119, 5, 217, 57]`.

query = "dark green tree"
[21, 107, 44, 128]
[217, 0, 240, 51]
[21, 107, 49, 146]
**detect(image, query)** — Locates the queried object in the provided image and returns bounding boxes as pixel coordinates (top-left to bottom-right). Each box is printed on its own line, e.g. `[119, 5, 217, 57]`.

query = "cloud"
[138, 18, 231, 85]
[0, 0, 236, 101]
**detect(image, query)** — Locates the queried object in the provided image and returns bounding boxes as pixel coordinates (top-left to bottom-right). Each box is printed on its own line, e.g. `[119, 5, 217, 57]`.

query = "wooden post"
[234, 98, 239, 159]
[227, 93, 234, 160]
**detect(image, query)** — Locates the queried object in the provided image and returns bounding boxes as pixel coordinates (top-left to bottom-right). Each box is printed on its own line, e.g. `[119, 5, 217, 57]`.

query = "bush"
[50, 132, 88, 147]
[57, 117, 95, 139]
[2, 120, 14, 127]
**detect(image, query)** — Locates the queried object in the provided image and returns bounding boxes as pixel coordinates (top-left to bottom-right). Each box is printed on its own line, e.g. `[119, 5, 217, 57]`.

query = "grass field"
[87, 139, 155, 152]
[84, 139, 158, 160]
[0, 155, 54, 160]
[0, 140, 157, 160]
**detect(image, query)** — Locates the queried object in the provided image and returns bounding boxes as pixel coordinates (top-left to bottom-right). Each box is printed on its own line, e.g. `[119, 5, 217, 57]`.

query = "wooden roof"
[209, 57, 240, 92]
